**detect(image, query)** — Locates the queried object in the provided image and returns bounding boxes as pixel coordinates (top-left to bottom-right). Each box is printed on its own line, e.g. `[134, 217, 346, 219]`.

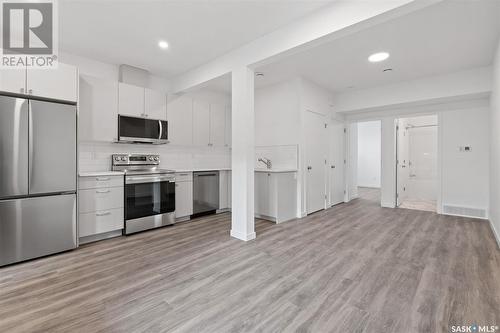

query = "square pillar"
[230, 67, 256, 241]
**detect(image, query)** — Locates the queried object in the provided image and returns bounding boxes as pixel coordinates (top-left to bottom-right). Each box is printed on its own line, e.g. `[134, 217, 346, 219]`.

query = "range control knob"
[154, 156, 159, 161]
[114, 156, 120, 161]
[121, 156, 127, 161]
[149, 156, 154, 161]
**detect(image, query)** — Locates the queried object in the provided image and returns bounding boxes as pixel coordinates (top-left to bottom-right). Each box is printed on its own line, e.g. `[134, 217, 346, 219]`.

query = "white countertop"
[175, 168, 297, 173]
[80, 168, 297, 177]
[254, 169, 298, 173]
[79, 171, 125, 177]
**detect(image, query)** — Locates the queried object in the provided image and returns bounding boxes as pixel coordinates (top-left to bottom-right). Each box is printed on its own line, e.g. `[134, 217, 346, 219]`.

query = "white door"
[145, 88, 167, 120]
[118, 82, 144, 117]
[396, 120, 409, 206]
[209, 103, 226, 146]
[329, 121, 345, 206]
[305, 111, 327, 215]
[27, 63, 77, 102]
[79, 75, 118, 142]
[193, 100, 210, 146]
[167, 95, 193, 145]
[0, 68, 26, 94]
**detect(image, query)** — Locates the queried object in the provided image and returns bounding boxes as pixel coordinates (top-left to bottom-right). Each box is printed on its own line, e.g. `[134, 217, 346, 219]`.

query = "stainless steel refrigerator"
[0, 96, 77, 266]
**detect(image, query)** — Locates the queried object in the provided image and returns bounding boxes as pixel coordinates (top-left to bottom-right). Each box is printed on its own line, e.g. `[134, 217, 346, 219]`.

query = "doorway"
[355, 121, 382, 203]
[396, 115, 438, 212]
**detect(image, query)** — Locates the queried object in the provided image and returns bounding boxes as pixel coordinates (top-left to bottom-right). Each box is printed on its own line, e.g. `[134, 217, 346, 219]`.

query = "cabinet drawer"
[175, 172, 193, 182]
[79, 175, 123, 190]
[78, 187, 123, 213]
[79, 208, 124, 238]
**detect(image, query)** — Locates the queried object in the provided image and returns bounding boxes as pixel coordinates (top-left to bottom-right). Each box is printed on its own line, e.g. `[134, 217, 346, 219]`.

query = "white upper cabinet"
[209, 103, 226, 147]
[193, 100, 210, 146]
[0, 67, 26, 94]
[144, 88, 167, 120]
[79, 75, 118, 142]
[118, 82, 144, 117]
[27, 63, 78, 102]
[167, 95, 193, 145]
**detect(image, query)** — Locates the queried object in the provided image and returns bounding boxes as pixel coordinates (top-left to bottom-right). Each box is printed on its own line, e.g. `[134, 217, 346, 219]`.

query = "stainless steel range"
[112, 154, 175, 235]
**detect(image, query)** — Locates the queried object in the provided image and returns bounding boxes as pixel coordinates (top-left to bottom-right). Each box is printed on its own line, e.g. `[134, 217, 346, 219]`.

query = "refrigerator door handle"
[28, 103, 33, 191]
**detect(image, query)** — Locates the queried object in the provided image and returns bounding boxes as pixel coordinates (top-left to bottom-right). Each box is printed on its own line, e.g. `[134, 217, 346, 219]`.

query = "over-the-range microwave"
[117, 115, 168, 144]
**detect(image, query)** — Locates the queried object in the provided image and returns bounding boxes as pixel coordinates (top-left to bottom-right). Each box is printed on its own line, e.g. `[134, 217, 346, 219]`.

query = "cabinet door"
[79, 75, 118, 142]
[27, 63, 77, 102]
[0, 67, 26, 94]
[219, 170, 229, 209]
[167, 95, 193, 145]
[193, 100, 210, 146]
[145, 88, 166, 120]
[254, 172, 270, 216]
[225, 104, 231, 147]
[210, 103, 226, 146]
[118, 82, 144, 117]
[175, 181, 193, 218]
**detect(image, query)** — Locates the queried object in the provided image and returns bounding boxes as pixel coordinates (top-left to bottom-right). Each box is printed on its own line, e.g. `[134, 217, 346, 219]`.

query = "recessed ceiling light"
[368, 52, 390, 63]
[158, 40, 169, 49]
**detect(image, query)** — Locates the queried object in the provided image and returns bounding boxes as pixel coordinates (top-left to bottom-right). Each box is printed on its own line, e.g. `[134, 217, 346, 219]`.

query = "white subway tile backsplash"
[78, 142, 231, 172]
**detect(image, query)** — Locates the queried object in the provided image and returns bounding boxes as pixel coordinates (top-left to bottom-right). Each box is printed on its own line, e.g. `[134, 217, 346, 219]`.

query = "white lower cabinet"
[254, 172, 297, 223]
[78, 175, 124, 242]
[219, 170, 230, 210]
[79, 209, 124, 238]
[175, 172, 193, 219]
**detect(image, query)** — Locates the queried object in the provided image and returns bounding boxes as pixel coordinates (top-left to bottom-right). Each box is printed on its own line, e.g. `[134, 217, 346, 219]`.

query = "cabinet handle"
[96, 212, 111, 217]
[96, 177, 111, 181]
[96, 190, 111, 194]
[20, 88, 24, 93]
[28, 89, 33, 94]
[179, 173, 189, 176]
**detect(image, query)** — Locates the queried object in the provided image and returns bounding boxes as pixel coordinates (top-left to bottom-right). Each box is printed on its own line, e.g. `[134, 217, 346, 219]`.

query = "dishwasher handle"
[195, 173, 218, 177]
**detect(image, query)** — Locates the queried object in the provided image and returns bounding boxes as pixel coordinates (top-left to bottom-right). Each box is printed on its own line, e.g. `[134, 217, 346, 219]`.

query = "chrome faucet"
[258, 157, 272, 169]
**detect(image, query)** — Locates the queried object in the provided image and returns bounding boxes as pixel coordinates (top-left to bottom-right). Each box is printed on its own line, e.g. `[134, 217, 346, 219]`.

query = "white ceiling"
[59, 0, 331, 78]
[204, 0, 500, 94]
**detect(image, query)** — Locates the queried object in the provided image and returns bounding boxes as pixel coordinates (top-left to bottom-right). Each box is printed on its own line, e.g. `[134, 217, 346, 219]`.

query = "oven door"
[125, 175, 175, 221]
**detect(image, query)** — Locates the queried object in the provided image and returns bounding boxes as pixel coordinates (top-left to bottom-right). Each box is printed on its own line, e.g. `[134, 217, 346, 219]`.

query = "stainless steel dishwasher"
[193, 171, 220, 216]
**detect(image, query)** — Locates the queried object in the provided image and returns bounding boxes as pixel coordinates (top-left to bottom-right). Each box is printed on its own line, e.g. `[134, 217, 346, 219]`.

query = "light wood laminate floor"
[1, 196, 499, 332]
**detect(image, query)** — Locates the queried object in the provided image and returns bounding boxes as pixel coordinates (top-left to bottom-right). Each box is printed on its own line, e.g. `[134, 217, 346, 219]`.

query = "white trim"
[230, 229, 256, 241]
[489, 219, 500, 250]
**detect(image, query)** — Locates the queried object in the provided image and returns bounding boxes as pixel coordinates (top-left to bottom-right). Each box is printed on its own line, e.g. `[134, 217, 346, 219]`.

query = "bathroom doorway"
[396, 115, 438, 212]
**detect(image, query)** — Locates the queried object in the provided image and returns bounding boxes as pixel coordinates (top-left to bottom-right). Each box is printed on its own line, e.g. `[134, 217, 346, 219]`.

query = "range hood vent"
[119, 64, 149, 87]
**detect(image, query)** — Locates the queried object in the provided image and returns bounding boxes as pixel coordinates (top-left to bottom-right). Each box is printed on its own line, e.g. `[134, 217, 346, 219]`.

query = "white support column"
[230, 66, 256, 241]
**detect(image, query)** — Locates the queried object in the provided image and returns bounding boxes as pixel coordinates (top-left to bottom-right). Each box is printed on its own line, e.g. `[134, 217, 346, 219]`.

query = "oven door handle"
[126, 175, 175, 184]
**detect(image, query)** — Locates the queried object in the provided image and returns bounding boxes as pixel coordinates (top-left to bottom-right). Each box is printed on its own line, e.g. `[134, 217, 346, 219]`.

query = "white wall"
[357, 121, 381, 188]
[490, 39, 500, 246]
[440, 106, 489, 214]
[255, 80, 300, 146]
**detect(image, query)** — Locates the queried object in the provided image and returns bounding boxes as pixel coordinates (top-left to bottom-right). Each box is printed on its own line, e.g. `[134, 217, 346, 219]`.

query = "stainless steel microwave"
[118, 115, 168, 144]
